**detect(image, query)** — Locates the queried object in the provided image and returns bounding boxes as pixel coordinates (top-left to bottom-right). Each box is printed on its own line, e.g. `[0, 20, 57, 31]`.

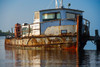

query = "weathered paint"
[76, 16, 87, 51]
[40, 20, 77, 35]
[5, 6, 89, 51]
[45, 25, 76, 35]
[22, 25, 30, 37]
[5, 35, 77, 50]
[15, 23, 21, 38]
[22, 23, 40, 37]
[40, 9, 83, 22]
[30, 23, 40, 36]
[21, 8, 83, 37]
[6, 15, 90, 50]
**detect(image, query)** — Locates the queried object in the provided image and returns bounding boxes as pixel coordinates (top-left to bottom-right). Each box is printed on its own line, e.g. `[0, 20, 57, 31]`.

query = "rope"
[91, 40, 95, 44]
[47, 0, 54, 9]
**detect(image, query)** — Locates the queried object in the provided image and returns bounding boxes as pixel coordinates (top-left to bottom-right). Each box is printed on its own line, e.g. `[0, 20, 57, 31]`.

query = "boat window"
[61, 30, 67, 34]
[66, 13, 76, 21]
[42, 12, 61, 21]
[57, 13, 61, 19]
[22, 27, 29, 35]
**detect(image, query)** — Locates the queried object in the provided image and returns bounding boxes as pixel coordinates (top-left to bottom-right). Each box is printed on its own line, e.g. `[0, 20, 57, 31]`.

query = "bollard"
[95, 30, 100, 51]
[76, 15, 84, 51]
[95, 30, 99, 36]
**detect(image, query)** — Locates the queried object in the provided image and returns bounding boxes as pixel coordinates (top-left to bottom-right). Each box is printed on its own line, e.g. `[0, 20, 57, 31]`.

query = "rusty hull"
[5, 16, 87, 50]
[5, 34, 77, 50]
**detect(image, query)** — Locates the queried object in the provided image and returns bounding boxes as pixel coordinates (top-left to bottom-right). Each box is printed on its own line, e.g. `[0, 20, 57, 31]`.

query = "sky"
[0, 0, 100, 49]
[0, 0, 100, 34]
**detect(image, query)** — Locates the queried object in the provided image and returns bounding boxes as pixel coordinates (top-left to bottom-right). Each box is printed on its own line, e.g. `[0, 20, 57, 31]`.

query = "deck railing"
[83, 18, 90, 35]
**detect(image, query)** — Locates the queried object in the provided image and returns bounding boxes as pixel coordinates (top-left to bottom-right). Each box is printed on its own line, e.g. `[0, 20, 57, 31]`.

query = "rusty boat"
[5, 0, 90, 50]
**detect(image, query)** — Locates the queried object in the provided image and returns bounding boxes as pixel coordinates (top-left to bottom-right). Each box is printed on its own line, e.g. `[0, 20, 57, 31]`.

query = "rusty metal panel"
[45, 25, 76, 35]
[5, 35, 76, 48]
[15, 23, 21, 38]
[40, 20, 59, 34]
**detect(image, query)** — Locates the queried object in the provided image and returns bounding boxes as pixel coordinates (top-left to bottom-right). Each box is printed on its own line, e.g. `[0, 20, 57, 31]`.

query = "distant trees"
[0, 30, 2, 33]
[0, 29, 13, 36]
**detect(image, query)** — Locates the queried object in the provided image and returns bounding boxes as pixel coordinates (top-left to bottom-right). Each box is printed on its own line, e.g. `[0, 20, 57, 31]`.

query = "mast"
[59, 0, 63, 8]
[55, 0, 63, 9]
[55, 0, 58, 8]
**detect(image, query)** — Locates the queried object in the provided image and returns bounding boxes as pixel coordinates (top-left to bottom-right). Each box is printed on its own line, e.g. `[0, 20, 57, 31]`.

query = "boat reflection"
[5, 47, 78, 67]
[5, 47, 100, 67]
[78, 50, 100, 67]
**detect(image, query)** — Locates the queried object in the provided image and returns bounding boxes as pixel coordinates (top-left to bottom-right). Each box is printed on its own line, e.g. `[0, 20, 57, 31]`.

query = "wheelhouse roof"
[39, 8, 84, 13]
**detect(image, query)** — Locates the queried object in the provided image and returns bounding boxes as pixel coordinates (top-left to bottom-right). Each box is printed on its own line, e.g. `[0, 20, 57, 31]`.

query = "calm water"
[0, 36, 100, 67]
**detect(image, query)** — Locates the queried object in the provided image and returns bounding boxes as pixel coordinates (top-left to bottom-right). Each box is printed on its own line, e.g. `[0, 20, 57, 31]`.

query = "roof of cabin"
[39, 8, 84, 13]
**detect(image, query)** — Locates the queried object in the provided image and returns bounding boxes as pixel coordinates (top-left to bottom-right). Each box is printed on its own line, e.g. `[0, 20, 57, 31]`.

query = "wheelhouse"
[21, 8, 84, 37]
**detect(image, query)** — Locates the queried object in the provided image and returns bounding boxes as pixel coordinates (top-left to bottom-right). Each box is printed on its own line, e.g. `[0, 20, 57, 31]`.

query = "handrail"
[83, 18, 90, 28]
[83, 18, 90, 35]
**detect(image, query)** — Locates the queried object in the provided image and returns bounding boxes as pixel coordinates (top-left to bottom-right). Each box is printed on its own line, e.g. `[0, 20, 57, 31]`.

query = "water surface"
[0, 36, 100, 67]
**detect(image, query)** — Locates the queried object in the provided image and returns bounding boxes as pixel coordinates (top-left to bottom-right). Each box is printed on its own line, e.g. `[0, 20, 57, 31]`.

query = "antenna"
[55, 0, 58, 8]
[55, 0, 63, 9]
[59, 0, 63, 8]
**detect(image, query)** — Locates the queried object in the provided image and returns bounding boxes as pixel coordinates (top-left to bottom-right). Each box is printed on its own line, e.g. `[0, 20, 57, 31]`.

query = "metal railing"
[83, 18, 90, 35]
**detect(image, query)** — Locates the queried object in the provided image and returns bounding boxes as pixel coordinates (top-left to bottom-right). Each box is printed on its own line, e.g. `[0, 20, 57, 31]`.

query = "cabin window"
[57, 13, 61, 19]
[66, 13, 76, 21]
[61, 30, 67, 34]
[22, 27, 29, 35]
[42, 12, 61, 21]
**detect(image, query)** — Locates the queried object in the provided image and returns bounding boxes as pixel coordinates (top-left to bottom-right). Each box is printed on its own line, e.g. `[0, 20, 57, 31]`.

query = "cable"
[47, 0, 54, 9]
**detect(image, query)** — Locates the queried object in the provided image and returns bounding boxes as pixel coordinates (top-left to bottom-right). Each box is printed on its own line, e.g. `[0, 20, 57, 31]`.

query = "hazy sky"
[0, 0, 100, 36]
